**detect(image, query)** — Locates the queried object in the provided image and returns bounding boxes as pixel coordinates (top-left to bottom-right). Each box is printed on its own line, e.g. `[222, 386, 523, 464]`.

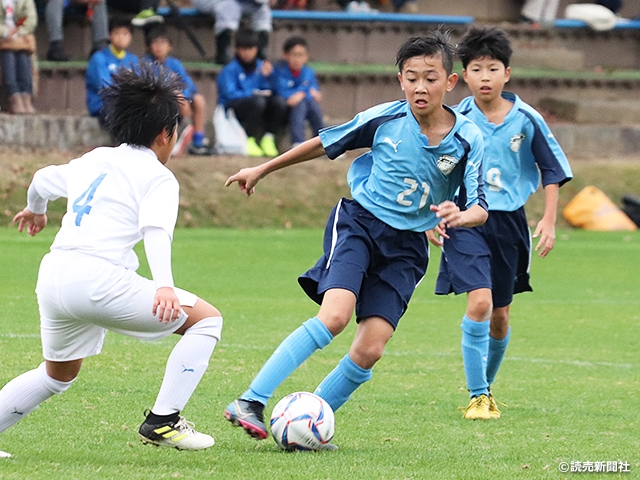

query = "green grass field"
[0, 227, 638, 479]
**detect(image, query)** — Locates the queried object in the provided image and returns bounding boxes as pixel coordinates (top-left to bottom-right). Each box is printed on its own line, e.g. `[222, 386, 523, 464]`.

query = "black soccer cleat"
[224, 399, 269, 440]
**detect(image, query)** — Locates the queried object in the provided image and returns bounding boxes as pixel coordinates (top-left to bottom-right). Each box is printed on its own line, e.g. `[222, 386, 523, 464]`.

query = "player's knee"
[467, 296, 492, 321]
[351, 341, 384, 369]
[319, 311, 351, 336]
[40, 363, 76, 394]
[187, 316, 223, 341]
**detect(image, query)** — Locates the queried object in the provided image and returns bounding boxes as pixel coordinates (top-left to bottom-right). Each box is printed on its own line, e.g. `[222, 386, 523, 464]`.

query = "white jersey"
[29, 144, 179, 271]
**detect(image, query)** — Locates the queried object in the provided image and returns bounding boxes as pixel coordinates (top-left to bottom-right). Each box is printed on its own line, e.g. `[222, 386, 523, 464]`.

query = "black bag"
[622, 195, 640, 227]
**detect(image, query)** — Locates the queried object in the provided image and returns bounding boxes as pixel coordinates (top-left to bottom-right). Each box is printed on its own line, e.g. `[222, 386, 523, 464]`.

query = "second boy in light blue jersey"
[430, 26, 573, 420]
[223, 31, 488, 445]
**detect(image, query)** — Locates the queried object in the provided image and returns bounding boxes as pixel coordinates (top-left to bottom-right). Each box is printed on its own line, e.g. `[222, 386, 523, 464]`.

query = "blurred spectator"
[521, 0, 623, 24]
[389, 0, 417, 13]
[107, 0, 164, 27]
[45, 0, 109, 61]
[334, 0, 376, 12]
[191, 0, 273, 65]
[145, 26, 214, 156]
[86, 18, 138, 122]
[273, 36, 323, 147]
[216, 29, 287, 156]
[0, 0, 37, 113]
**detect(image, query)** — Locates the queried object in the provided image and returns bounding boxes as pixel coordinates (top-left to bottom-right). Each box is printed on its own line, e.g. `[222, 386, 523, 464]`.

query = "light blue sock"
[242, 317, 333, 405]
[314, 354, 372, 412]
[461, 315, 490, 398]
[486, 327, 511, 385]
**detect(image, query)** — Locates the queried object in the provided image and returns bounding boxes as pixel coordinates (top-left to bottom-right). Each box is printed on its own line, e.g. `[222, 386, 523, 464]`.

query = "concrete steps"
[25, 62, 640, 122]
[32, 7, 640, 69]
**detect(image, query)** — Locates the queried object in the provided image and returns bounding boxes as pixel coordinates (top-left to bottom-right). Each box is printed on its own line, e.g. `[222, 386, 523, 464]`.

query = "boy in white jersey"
[429, 27, 573, 420]
[0, 62, 222, 455]
[223, 31, 488, 444]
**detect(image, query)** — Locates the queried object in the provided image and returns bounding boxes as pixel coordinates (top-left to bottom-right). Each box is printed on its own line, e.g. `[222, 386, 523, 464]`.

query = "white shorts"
[36, 251, 197, 362]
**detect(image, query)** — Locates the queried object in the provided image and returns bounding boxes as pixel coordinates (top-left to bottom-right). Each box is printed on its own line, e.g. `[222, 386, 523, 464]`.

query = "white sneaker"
[139, 416, 215, 451]
[0, 450, 11, 458]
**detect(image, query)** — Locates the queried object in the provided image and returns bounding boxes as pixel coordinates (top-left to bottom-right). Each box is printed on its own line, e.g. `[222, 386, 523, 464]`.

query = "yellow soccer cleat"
[488, 392, 504, 419]
[246, 137, 265, 157]
[259, 133, 279, 157]
[462, 394, 491, 420]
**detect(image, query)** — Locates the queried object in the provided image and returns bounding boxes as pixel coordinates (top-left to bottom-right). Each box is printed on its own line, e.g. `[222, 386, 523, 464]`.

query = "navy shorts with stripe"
[435, 207, 533, 308]
[298, 198, 429, 329]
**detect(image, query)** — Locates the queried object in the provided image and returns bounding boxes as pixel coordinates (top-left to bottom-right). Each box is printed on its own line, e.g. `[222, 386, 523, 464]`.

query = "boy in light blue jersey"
[223, 31, 488, 445]
[430, 26, 573, 420]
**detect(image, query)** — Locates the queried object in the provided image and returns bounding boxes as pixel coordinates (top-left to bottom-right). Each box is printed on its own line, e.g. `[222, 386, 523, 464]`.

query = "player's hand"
[426, 225, 447, 247]
[153, 287, 182, 323]
[430, 201, 464, 228]
[13, 208, 47, 236]
[225, 167, 261, 196]
[533, 218, 556, 258]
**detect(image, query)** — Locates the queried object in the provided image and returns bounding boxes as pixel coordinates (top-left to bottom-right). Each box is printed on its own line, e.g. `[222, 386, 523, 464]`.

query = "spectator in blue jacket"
[217, 29, 287, 157]
[146, 27, 213, 156]
[273, 36, 324, 148]
[86, 19, 138, 122]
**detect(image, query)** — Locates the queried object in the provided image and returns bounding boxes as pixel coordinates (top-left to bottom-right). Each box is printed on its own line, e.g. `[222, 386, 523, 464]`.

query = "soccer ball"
[270, 392, 335, 451]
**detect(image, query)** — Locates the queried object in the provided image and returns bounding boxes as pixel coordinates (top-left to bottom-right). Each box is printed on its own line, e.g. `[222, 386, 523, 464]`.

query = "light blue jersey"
[456, 93, 573, 212]
[319, 100, 487, 232]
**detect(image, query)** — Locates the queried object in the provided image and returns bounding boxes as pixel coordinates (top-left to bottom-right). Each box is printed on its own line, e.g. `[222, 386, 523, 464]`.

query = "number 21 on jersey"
[397, 177, 431, 209]
[72, 173, 107, 226]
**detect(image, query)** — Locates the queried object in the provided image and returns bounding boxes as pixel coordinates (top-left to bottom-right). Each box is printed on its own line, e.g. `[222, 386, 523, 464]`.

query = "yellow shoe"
[259, 133, 279, 157]
[488, 392, 504, 419]
[246, 137, 264, 157]
[462, 394, 491, 420]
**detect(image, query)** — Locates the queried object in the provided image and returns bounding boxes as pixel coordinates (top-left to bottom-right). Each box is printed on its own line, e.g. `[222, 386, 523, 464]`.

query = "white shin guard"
[0, 362, 74, 434]
[151, 317, 222, 416]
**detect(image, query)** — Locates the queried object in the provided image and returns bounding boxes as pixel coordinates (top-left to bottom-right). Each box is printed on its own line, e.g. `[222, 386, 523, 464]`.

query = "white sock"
[152, 317, 222, 416]
[0, 363, 74, 434]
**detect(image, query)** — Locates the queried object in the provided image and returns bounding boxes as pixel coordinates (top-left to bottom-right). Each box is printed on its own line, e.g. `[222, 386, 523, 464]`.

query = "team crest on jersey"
[510, 133, 526, 152]
[437, 154, 459, 175]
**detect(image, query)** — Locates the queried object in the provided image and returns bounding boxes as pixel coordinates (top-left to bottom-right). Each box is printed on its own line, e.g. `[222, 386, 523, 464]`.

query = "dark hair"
[235, 29, 259, 48]
[146, 26, 171, 47]
[457, 26, 512, 69]
[108, 17, 132, 34]
[396, 29, 455, 75]
[282, 36, 308, 53]
[100, 61, 183, 147]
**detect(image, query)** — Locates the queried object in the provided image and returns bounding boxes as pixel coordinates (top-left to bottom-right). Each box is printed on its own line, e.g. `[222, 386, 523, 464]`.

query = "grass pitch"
[0, 227, 638, 479]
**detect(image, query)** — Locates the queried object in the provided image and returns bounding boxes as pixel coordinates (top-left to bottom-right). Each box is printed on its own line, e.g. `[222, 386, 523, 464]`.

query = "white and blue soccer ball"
[270, 392, 335, 451]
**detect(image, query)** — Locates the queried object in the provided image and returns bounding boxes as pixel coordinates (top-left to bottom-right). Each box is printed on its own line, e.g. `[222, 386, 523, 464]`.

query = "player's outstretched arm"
[225, 137, 326, 196]
[533, 183, 559, 258]
[13, 208, 47, 237]
[430, 201, 488, 229]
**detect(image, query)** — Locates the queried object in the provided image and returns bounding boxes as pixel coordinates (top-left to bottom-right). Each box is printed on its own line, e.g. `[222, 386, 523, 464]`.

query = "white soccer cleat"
[139, 416, 214, 450]
[0, 450, 11, 458]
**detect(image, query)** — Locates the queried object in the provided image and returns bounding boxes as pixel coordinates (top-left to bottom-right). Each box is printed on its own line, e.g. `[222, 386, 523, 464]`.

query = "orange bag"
[563, 186, 637, 231]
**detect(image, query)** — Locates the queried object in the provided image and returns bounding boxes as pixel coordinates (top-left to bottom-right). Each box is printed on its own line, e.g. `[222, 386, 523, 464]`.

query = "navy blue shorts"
[435, 207, 533, 308]
[298, 198, 429, 329]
